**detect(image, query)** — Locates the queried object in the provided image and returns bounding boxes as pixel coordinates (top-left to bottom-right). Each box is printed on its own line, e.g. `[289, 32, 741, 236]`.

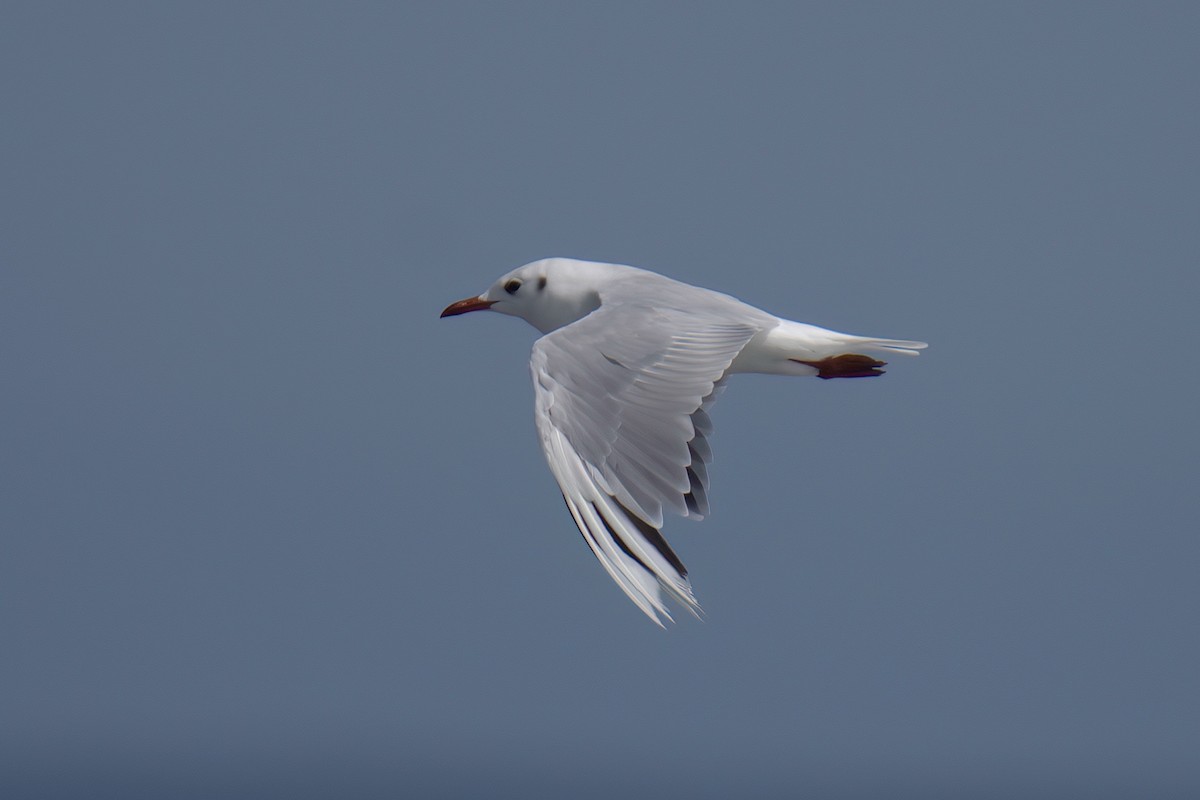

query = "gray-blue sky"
[3, 3, 1198, 797]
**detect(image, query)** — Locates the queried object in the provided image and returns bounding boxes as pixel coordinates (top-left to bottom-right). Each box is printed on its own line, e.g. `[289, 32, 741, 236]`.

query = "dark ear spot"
[537, 276, 547, 291]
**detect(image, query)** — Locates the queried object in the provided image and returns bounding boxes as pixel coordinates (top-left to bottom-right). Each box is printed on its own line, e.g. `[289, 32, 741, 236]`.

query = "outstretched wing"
[531, 304, 758, 624]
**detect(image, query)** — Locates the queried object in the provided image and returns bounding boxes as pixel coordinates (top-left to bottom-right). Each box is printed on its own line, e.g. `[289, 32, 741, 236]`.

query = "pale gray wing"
[531, 304, 758, 624]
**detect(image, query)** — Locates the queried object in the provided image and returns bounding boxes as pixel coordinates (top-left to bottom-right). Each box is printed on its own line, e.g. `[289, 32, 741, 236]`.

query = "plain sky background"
[3, 3, 1198, 798]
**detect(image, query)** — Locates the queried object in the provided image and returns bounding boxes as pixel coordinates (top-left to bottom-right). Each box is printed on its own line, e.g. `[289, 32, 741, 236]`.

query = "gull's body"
[441, 258, 926, 625]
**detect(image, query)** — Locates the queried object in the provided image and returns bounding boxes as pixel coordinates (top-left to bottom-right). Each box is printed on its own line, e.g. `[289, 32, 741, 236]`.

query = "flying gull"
[441, 257, 926, 625]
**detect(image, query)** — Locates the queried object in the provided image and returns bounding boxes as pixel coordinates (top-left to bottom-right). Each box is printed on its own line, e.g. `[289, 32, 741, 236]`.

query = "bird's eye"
[504, 280, 521, 295]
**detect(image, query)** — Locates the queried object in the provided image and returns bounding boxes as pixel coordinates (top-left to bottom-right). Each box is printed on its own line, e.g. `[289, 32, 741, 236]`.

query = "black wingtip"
[614, 498, 688, 578]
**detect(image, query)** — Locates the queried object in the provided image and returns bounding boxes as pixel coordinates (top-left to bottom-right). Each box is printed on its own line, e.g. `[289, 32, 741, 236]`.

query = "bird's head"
[440, 258, 606, 334]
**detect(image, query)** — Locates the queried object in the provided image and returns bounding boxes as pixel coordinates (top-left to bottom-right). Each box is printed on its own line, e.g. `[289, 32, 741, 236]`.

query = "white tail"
[843, 335, 928, 357]
[730, 321, 928, 378]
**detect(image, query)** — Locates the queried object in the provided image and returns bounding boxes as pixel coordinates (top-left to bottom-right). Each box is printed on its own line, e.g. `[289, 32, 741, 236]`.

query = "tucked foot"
[790, 353, 887, 379]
